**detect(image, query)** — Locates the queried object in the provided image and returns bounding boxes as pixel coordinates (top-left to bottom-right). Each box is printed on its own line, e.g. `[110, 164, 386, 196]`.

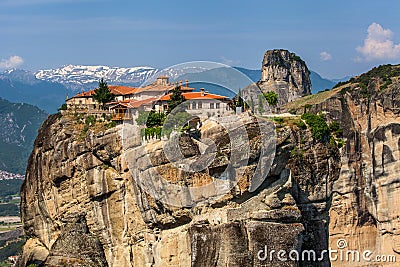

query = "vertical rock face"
[18, 112, 340, 267]
[305, 65, 400, 266]
[258, 49, 311, 106]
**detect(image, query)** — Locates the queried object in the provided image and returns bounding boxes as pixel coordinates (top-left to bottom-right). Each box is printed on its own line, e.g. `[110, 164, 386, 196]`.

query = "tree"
[163, 111, 192, 132]
[93, 78, 115, 109]
[237, 89, 244, 107]
[167, 85, 186, 114]
[264, 91, 278, 107]
[136, 110, 165, 128]
[58, 103, 67, 111]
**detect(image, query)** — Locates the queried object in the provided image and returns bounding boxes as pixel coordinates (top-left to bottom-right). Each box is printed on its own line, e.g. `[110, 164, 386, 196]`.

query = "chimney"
[179, 80, 183, 88]
[186, 80, 189, 87]
[156, 76, 169, 85]
[200, 88, 205, 96]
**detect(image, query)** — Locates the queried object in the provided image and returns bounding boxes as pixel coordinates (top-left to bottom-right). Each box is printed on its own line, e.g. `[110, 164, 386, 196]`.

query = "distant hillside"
[0, 98, 47, 174]
[286, 64, 400, 112]
[0, 69, 71, 113]
[309, 71, 336, 93]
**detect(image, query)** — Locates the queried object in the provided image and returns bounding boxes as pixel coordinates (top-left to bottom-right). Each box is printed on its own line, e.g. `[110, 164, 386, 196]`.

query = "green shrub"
[329, 121, 343, 136]
[336, 138, 345, 148]
[106, 121, 116, 129]
[290, 147, 304, 158]
[85, 115, 96, 126]
[301, 113, 330, 141]
[136, 110, 165, 128]
[102, 113, 112, 121]
[273, 117, 284, 124]
[297, 120, 307, 129]
[264, 91, 278, 107]
[57, 103, 67, 111]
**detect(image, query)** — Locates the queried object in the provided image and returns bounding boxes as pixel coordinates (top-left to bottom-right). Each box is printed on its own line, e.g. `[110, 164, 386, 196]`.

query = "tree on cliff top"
[93, 78, 115, 109]
[264, 91, 278, 107]
[167, 85, 186, 114]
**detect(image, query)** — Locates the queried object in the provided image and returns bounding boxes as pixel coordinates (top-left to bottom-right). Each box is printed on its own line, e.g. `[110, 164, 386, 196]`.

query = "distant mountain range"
[35, 65, 159, 91]
[33, 64, 343, 93]
[0, 98, 47, 174]
[0, 69, 71, 113]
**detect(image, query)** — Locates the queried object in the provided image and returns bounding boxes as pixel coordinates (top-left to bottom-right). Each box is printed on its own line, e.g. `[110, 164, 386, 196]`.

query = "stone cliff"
[287, 64, 400, 266]
[258, 49, 312, 106]
[18, 111, 340, 266]
[18, 60, 400, 267]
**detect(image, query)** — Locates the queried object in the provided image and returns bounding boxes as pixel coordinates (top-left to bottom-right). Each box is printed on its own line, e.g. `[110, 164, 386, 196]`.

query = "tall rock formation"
[258, 49, 312, 106]
[18, 111, 340, 266]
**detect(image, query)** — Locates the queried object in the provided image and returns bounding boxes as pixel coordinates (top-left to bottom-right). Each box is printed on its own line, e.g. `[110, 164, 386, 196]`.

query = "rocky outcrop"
[301, 64, 400, 266]
[18, 111, 340, 266]
[258, 49, 311, 106]
[19, 60, 400, 267]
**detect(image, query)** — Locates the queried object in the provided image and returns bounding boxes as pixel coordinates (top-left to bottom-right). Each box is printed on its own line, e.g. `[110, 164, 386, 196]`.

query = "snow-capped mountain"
[35, 65, 159, 90]
[34, 64, 218, 90]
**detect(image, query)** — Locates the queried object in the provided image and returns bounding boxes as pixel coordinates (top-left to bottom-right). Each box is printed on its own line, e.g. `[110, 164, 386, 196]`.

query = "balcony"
[111, 112, 132, 121]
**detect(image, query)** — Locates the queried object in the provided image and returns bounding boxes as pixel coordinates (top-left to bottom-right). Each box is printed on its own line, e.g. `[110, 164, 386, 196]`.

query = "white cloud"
[0, 56, 24, 69]
[356, 22, 400, 61]
[320, 51, 332, 61]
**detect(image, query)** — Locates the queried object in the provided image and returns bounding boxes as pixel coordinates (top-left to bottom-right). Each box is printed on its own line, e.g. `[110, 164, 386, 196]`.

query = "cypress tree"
[167, 85, 186, 114]
[93, 78, 115, 110]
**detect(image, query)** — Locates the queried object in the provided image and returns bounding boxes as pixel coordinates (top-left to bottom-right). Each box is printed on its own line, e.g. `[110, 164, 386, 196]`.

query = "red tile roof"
[109, 85, 138, 95]
[74, 89, 96, 98]
[70, 86, 138, 99]
[109, 98, 157, 109]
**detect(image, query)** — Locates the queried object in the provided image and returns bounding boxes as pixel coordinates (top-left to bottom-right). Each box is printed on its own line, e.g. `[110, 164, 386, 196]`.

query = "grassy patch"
[285, 87, 342, 111]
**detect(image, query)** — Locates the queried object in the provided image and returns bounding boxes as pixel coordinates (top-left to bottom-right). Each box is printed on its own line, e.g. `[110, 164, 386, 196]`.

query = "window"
[216, 103, 220, 109]
[79, 100, 82, 105]
[210, 103, 214, 109]
[198, 102, 202, 108]
[192, 102, 196, 109]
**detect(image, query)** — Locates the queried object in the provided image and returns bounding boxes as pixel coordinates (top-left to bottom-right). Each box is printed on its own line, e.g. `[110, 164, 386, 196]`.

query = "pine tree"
[167, 85, 186, 114]
[93, 78, 115, 110]
[263, 91, 278, 113]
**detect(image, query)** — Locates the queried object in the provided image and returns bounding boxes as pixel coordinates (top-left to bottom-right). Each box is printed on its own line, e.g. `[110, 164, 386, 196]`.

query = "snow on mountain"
[34, 64, 217, 90]
[35, 65, 159, 90]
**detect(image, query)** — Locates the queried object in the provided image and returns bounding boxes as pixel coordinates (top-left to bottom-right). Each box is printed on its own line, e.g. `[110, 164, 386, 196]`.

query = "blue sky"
[1, 0, 400, 78]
